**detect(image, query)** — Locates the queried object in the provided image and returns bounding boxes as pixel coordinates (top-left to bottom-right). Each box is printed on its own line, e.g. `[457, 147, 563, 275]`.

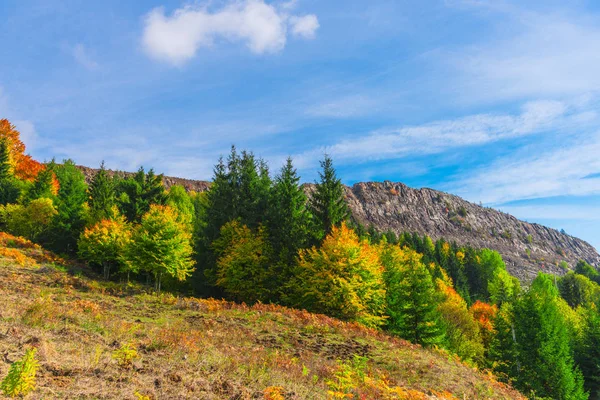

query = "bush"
[1, 348, 38, 397]
[0, 198, 57, 241]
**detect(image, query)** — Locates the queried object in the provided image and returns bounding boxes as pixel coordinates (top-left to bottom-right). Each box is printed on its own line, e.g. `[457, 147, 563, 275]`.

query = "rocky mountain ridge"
[78, 166, 599, 281]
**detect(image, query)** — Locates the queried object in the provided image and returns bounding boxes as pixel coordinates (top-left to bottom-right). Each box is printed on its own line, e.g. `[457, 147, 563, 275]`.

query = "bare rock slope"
[79, 166, 599, 281]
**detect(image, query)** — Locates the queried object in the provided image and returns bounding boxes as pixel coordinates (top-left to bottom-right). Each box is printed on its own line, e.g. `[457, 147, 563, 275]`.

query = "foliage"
[575, 306, 600, 398]
[116, 167, 166, 223]
[0, 198, 57, 241]
[309, 155, 350, 243]
[126, 205, 195, 291]
[0, 138, 23, 205]
[380, 244, 444, 346]
[0, 119, 44, 182]
[39, 159, 88, 253]
[78, 216, 131, 279]
[88, 162, 117, 222]
[166, 184, 194, 227]
[558, 271, 600, 308]
[575, 260, 600, 285]
[291, 223, 386, 328]
[213, 221, 273, 303]
[112, 343, 138, 369]
[470, 300, 498, 356]
[0, 348, 38, 398]
[25, 163, 58, 203]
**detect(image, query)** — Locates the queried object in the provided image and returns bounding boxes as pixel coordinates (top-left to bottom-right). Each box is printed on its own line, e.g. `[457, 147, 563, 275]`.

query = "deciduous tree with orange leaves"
[0, 119, 43, 182]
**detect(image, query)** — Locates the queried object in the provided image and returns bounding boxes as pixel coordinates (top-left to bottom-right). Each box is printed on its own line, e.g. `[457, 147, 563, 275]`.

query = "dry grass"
[0, 232, 525, 399]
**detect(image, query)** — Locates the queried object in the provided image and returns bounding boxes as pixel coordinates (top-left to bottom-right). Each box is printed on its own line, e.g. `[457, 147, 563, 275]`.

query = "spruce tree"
[116, 167, 166, 222]
[576, 306, 600, 398]
[381, 244, 444, 346]
[25, 162, 55, 203]
[309, 155, 349, 243]
[88, 161, 116, 222]
[0, 138, 21, 205]
[268, 158, 309, 261]
[39, 160, 87, 253]
[511, 274, 587, 400]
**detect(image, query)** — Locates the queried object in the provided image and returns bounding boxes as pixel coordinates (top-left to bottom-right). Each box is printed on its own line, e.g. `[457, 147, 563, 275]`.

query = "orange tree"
[0, 119, 43, 182]
[290, 222, 386, 328]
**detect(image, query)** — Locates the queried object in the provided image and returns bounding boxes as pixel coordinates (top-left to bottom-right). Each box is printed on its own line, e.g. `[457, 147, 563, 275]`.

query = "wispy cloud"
[142, 0, 319, 66]
[305, 95, 378, 118]
[72, 44, 99, 71]
[295, 99, 569, 168]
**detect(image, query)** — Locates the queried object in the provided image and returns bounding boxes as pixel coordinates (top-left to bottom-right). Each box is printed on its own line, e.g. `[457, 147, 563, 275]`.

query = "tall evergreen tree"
[267, 157, 310, 278]
[381, 244, 445, 347]
[25, 162, 55, 203]
[0, 138, 22, 205]
[510, 274, 587, 400]
[116, 167, 166, 222]
[309, 155, 349, 243]
[88, 161, 117, 222]
[576, 306, 600, 399]
[39, 160, 87, 253]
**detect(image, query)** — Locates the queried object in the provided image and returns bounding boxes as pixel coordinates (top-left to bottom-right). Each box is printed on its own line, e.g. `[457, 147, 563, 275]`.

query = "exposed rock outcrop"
[78, 166, 599, 281]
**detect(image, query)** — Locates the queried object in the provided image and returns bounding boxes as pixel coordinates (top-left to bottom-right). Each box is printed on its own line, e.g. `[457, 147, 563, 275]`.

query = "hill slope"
[78, 166, 599, 281]
[0, 233, 523, 399]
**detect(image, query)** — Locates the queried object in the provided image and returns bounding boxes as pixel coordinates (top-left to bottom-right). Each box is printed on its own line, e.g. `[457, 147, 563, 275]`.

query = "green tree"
[116, 167, 166, 223]
[213, 221, 273, 303]
[380, 244, 444, 346]
[25, 163, 55, 203]
[511, 274, 587, 400]
[309, 155, 350, 243]
[576, 306, 600, 398]
[0, 138, 22, 205]
[266, 157, 310, 295]
[0, 198, 57, 241]
[88, 161, 117, 222]
[559, 272, 600, 308]
[166, 184, 194, 227]
[126, 205, 195, 292]
[39, 160, 87, 254]
[575, 260, 600, 285]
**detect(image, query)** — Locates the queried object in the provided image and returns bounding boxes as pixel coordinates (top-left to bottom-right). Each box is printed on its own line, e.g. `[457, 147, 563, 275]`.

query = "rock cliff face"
[78, 166, 599, 281]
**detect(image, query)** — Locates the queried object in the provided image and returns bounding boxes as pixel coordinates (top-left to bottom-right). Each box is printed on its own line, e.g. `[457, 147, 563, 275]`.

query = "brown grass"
[0, 232, 525, 399]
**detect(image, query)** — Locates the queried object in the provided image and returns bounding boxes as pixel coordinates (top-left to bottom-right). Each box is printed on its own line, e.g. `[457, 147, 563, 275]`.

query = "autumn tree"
[470, 301, 498, 358]
[78, 216, 131, 279]
[0, 198, 57, 241]
[380, 244, 444, 346]
[0, 119, 43, 182]
[437, 279, 484, 363]
[309, 155, 350, 243]
[88, 162, 117, 223]
[126, 205, 195, 292]
[213, 221, 273, 303]
[291, 223, 386, 328]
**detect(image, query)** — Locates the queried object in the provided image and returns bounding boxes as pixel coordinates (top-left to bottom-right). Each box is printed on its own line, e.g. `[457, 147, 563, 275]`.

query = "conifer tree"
[266, 157, 310, 290]
[511, 274, 587, 400]
[576, 306, 600, 398]
[88, 161, 117, 222]
[309, 155, 349, 243]
[116, 167, 166, 222]
[0, 138, 22, 205]
[25, 162, 56, 204]
[39, 160, 87, 253]
[380, 244, 444, 346]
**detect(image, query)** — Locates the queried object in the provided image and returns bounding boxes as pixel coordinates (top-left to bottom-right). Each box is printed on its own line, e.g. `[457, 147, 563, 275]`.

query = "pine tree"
[0, 138, 22, 205]
[576, 306, 600, 398]
[381, 244, 444, 346]
[39, 160, 87, 253]
[25, 163, 55, 203]
[309, 155, 349, 243]
[511, 274, 587, 400]
[116, 167, 166, 222]
[266, 157, 310, 295]
[88, 161, 117, 222]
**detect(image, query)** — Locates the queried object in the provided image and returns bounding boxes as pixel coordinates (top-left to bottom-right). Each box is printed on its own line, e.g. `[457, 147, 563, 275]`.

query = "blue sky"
[1, 0, 600, 249]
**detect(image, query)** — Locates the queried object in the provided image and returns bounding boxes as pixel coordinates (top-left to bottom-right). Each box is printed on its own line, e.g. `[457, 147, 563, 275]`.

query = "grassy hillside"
[0, 232, 523, 399]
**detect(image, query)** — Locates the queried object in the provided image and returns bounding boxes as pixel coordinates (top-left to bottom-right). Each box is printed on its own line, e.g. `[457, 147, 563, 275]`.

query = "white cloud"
[452, 132, 600, 204]
[142, 0, 319, 65]
[289, 15, 319, 39]
[448, 7, 600, 101]
[296, 99, 568, 168]
[72, 44, 99, 71]
[306, 95, 377, 118]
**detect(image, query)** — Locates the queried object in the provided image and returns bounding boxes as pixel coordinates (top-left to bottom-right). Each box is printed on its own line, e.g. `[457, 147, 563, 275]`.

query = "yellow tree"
[78, 216, 131, 279]
[292, 222, 386, 328]
[126, 205, 195, 292]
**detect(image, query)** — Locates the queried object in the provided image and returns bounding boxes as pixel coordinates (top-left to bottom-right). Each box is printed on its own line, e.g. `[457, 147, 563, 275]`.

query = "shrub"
[0, 198, 57, 241]
[1, 348, 38, 398]
[112, 343, 138, 369]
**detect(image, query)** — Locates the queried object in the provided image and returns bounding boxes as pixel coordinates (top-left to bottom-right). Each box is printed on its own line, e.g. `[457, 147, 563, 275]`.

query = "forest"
[0, 118, 599, 400]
